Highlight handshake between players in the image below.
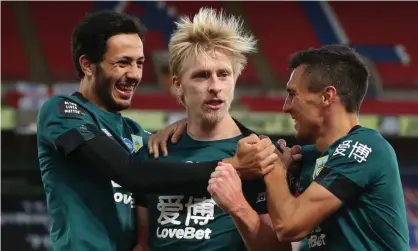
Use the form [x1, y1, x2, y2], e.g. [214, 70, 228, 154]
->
[208, 134, 300, 214]
[149, 132, 299, 216]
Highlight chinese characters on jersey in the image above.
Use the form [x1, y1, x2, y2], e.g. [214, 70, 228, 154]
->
[333, 140, 372, 163]
[155, 196, 216, 240]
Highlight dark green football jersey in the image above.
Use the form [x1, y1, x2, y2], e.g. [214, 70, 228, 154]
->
[305, 126, 409, 250]
[296, 145, 322, 195]
[137, 123, 267, 251]
[298, 240, 310, 251]
[37, 93, 150, 251]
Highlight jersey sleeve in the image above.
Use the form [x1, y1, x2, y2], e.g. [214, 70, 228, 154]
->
[131, 133, 150, 208]
[242, 179, 267, 214]
[37, 97, 99, 156]
[314, 138, 378, 205]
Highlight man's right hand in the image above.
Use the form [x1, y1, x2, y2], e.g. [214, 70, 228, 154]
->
[223, 134, 278, 179]
[148, 118, 187, 158]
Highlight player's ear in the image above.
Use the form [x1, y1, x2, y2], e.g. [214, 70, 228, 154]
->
[322, 86, 337, 106]
[172, 75, 185, 105]
[172, 75, 182, 93]
[172, 75, 180, 88]
[79, 55, 94, 77]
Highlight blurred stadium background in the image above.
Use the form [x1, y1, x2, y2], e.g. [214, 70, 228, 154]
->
[1, 1, 418, 250]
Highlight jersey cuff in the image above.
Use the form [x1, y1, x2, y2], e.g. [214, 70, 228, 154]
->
[314, 167, 364, 205]
[242, 180, 268, 214]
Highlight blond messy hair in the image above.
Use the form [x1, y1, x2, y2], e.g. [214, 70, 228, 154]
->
[168, 7, 257, 77]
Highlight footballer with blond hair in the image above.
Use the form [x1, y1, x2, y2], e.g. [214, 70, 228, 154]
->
[135, 7, 291, 251]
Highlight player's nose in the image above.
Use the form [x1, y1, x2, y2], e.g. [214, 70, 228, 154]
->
[283, 101, 291, 113]
[126, 66, 142, 83]
[208, 77, 222, 94]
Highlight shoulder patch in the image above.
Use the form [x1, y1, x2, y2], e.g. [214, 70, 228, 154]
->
[313, 155, 329, 179]
[131, 134, 144, 153]
[57, 99, 86, 118]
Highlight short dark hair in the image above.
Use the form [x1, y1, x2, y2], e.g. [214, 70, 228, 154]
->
[71, 11, 147, 78]
[289, 44, 369, 113]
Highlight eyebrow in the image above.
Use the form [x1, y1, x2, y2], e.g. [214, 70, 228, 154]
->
[191, 69, 210, 77]
[218, 68, 232, 74]
[191, 68, 231, 75]
[117, 56, 145, 61]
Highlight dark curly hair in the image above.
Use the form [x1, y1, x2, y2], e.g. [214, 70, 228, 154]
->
[71, 10, 147, 78]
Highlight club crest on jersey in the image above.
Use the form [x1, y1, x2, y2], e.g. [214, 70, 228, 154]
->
[123, 135, 143, 153]
[313, 155, 329, 179]
[123, 138, 134, 153]
[131, 134, 143, 153]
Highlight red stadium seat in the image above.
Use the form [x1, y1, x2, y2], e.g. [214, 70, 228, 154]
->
[4, 2, 417, 90]
[165, 1, 227, 16]
[142, 30, 166, 83]
[1, 2, 30, 79]
[329, 2, 418, 88]
[128, 93, 183, 111]
[242, 2, 321, 79]
[29, 2, 95, 80]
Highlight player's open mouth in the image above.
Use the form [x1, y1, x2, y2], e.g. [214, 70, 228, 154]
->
[205, 100, 224, 110]
[115, 83, 135, 99]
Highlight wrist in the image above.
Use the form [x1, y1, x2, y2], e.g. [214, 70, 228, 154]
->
[264, 163, 287, 183]
[229, 197, 252, 217]
[222, 156, 238, 169]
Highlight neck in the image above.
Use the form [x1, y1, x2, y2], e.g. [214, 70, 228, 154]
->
[315, 110, 360, 152]
[79, 78, 108, 111]
[187, 114, 241, 141]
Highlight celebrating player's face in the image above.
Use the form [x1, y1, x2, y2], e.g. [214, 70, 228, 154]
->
[94, 34, 144, 112]
[283, 66, 323, 142]
[175, 50, 235, 124]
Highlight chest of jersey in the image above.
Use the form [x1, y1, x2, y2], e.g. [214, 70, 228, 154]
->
[144, 138, 247, 251]
[147, 194, 243, 251]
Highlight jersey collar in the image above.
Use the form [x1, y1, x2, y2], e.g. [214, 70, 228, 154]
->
[72, 92, 122, 116]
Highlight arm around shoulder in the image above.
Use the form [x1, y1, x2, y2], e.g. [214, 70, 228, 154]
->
[38, 96, 219, 194]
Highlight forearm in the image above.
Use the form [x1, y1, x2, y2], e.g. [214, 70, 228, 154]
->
[231, 203, 285, 251]
[70, 135, 217, 194]
[264, 167, 302, 241]
[136, 207, 150, 251]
